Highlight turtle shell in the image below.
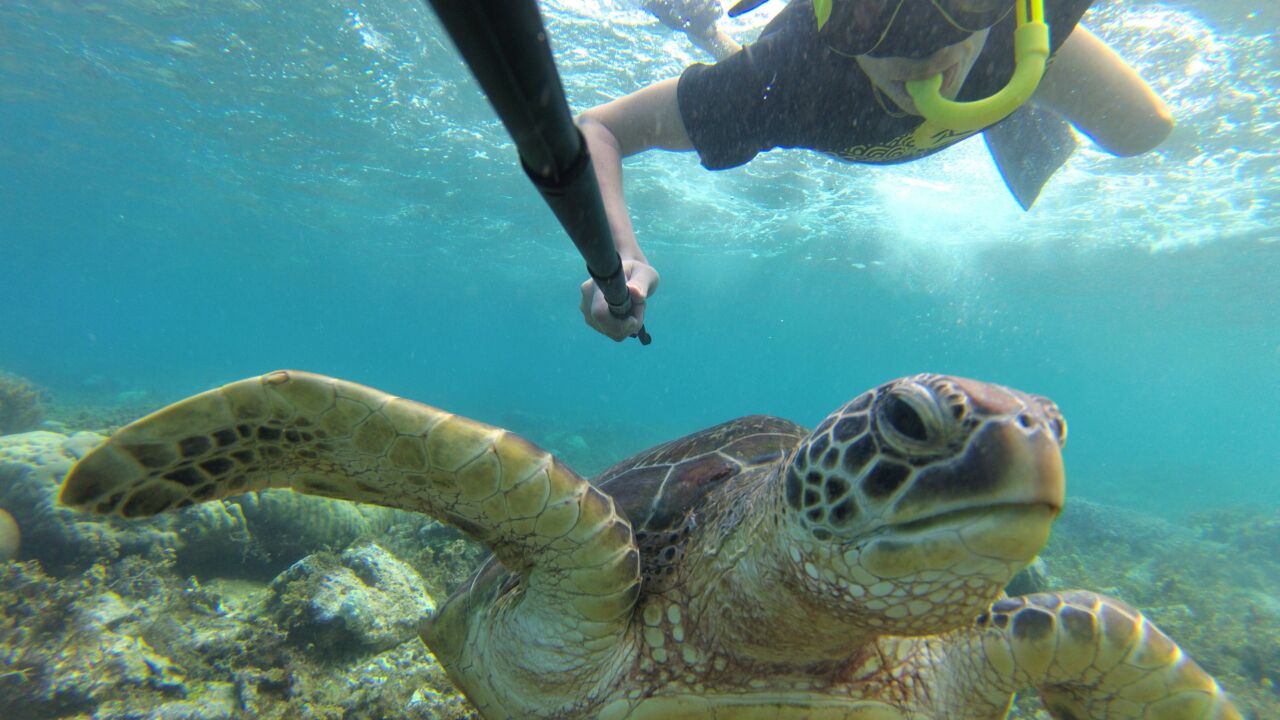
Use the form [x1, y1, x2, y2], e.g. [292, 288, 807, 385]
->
[594, 415, 805, 591]
[445, 415, 805, 608]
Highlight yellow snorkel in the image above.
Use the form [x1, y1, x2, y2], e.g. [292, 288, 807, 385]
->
[904, 0, 1049, 131]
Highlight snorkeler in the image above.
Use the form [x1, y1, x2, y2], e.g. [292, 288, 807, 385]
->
[577, 0, 1174, 341]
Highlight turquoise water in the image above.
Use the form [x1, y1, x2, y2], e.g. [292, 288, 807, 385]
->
[1, 0, 1277, 522]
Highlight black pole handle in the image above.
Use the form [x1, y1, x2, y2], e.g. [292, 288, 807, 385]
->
[425, 0, 650, 345]
[591, 256, 651, 345]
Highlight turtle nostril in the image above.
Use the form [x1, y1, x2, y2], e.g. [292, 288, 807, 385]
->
[884, 395, 928, 442]
[1017, 413, 1035, 430]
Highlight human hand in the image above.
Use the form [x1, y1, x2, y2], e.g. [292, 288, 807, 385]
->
[579, 259, 659, 342]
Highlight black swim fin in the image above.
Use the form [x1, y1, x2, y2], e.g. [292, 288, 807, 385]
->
[984, 104, 1078, 210]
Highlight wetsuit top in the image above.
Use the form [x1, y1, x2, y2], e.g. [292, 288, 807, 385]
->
[677, 0, 1094, 169]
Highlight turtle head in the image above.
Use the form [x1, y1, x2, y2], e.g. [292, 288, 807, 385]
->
[779, 374, 1066, 635]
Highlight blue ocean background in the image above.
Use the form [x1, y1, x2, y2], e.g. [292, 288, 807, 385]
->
[1, 0, 1276, 521]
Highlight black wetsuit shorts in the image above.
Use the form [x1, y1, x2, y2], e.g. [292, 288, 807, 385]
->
[677, 0, 1094, 169]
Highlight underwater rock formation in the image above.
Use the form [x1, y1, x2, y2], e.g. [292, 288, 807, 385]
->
[0, 372, 45, 436]
[0, 559, 190, 718]
[0, 428, 481, 717]
[1192, 505, 1280, 576]
[270, 542, 436, 657]
[0, 554, 470, 719]
[175, 488, 401, 579]
[45, 397, 163, 437]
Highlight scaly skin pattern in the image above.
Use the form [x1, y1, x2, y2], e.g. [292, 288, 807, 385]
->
[60, 371, 1242, 719]
[927, 591, 1242, 720]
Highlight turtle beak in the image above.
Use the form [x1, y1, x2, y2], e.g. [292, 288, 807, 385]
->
[885, 379, 1067, 528]
[951, 378, 1067, 450]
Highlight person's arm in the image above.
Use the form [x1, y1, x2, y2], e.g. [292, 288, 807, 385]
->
[574, 78, 693, 341]
[689, 27, 742, 60]
[1033, 25, 1174, 157]
[641, 0, 743, 61]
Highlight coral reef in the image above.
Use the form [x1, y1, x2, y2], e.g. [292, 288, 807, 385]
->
[1191, 506, 1280, 585]
[0, 555, 471, 720]
[269, 542, 436, 657]
[45, 396, 165, 437]
[175, 490, 404, 580]
[0, 410, 489, 717]
[0, 371, 45, 436]
[375, 520, 488, 600]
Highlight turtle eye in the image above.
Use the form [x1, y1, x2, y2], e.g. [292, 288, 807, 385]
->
[883, 395, 928, 442]
[877, 384, 947, 453]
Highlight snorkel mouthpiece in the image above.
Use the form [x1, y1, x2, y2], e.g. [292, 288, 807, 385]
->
[906, 0, 1049, 132]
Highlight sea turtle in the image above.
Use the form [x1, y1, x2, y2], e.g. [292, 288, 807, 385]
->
[61, 370, 1240, 719]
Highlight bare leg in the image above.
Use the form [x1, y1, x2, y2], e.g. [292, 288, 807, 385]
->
[1035, 26, 1174, 157]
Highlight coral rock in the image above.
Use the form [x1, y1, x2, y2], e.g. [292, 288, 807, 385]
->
[0, 372, 44, 436]
[270, 542, 436, 656]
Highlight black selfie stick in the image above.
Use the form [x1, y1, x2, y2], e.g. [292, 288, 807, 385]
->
[424, 0, 651, 345]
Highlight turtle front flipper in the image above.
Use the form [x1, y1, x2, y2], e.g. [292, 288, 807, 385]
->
[62, 370, 640, 716]
[934, 591, 1242, 719]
